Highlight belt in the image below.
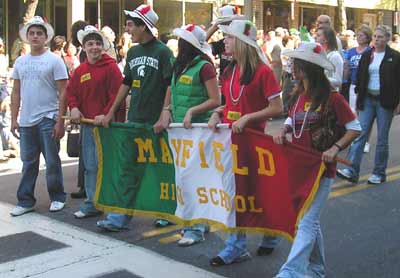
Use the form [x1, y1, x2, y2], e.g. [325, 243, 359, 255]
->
[367, 93, 380, 101]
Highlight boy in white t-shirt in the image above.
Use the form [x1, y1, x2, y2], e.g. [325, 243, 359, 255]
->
[10, 17, 68, 216]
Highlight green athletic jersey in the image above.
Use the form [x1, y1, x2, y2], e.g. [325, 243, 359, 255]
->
[123, 39, 174, 124]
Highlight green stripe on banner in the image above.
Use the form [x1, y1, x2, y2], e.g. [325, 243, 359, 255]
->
[94, 122, 177, 218]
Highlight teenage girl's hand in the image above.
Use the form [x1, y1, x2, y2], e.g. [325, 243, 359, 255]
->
[208, 112, 221, 132]
[232, 115, 249, 133]
[273, 128, 287, 145]
[101, 113, 114, 128]
[322, 145, 340, 163]
[183, 109, 193, 129]
[70, 108, 82, 124]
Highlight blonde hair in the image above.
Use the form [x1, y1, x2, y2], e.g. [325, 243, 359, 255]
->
[233, 37, 261, 85]
[375, 25, 392, 40]
[357, 24, 372, 43]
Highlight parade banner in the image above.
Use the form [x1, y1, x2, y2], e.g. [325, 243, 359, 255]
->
[94, 123, 325, 241]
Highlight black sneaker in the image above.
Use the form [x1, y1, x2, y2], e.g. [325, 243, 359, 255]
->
[70, 188, 86, 199]
[257, 246, 274, 256]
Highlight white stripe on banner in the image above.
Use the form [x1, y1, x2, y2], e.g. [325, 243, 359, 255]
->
[167, 124, 236, 227]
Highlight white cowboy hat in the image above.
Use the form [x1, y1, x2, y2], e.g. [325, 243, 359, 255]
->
[19, 16, 54, 44]
[218, 20, 269, 65]
[212, 5, 246, 24]
[124, 4, 158, 37]
[282, 42, 334, 71]
[173, 24, 212, 57]
[77, 25, 111, 50]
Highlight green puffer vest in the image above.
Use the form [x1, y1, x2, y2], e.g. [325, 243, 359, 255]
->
[171, 56, 213, 123]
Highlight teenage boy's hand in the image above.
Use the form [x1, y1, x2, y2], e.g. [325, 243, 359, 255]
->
[94, 114, 105, 126]
[153, 110, 171, 134]
[207, 112, 221, 132]
[183, 109, 193, 129]
[102, 113, 113, 128]
[53, 121, 65, 140]
[11, 120, 20, 139]
[70, 108, 82, 124]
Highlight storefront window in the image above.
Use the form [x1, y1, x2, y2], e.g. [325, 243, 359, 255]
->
[124, 0, 143, 11]
[53, 0, 67, 37]
[264, 2, 290, 31]
[154, 0, 182, 36]
[0, 0, 4, 40]
[185, 2, 212, 28]
[85, 0, 98, 26]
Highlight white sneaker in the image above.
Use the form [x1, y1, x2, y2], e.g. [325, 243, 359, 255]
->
[49, 201, 65, 212]
[10, 206, 34, 217]
[363, 142, 370, 153]
[367, 174, 385, 184]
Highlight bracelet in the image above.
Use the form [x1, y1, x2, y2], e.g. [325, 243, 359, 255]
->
[162, 106, 170, 111]
[334, 143, 342, 151]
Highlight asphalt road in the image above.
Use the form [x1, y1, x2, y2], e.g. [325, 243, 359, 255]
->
[0, 117, 399, 278]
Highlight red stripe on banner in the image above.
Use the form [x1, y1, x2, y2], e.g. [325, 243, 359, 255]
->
[232, 128, 325, 240]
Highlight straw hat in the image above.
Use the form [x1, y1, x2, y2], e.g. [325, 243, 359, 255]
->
[19, 16, 54, 44]
[212, 5, 245, 24]
[173, 24, 212, 57]
[218, 20, 269, 65]
[77, 25, 111, 50]
[124, 4, 158, 37]
[282, 42, 334, 71]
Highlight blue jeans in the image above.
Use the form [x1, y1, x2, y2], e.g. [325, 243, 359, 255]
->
[79, 124, 101, 214]
[345, 96, 394, 179]
[218, 233, 281, 264]
[105, 213, 132, 228]
[277, 177, 333, 278]
[17, 118, 65, 207]
[182, 224, 210, 241]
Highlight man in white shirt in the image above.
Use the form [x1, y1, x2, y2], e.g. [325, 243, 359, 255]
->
[10, 16, 68, 216]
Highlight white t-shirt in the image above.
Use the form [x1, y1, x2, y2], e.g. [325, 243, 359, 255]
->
[326, 50, 344, 91]
[368, 51, 385, 92]
[12, 50, 68, 127]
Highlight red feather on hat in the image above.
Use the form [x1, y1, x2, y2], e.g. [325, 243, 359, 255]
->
[140, 5, 151, 15]
[186, 24, 195, 32]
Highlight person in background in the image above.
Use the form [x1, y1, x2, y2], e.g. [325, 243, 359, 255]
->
[268, 27, 284, 83]
[316, 14, 343, 53]
[337, 25, 400, 185]
[389, 33, 400, 52]
[116, 32, 133, 72]
[50, 35, 66, 57]
[101, 26, 118, 61]
[154, 24, 220, 246]
[274, 41, 360, 278]
[315, 26, 343, 91]
[207, 20, 283, 266]
[281, 35, 296, 115]
[63, 40, 80, 75]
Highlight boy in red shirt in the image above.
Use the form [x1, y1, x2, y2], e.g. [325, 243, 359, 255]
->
[66, 25, 125, 219]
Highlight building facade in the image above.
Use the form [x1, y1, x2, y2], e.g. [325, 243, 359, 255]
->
[0, 0, 399, 58]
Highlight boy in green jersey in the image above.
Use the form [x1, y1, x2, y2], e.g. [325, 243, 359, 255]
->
[97, 4, 174, 231]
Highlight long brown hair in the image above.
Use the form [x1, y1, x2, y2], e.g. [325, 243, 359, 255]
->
[290, 58, 331, 111]
[318, 26, 338, 52]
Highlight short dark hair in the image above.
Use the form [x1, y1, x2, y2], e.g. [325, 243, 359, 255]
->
[126, 16, 152, 35]
[27, 24, 48, 37]
[71, 20, 89, 47]
[82, 32, 104, 46]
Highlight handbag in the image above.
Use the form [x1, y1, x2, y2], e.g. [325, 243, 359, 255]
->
[309, 94, 346, 152]
[66, 124, 80, 157]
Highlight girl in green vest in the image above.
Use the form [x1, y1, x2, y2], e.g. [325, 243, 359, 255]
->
[154, 24, 220, 246]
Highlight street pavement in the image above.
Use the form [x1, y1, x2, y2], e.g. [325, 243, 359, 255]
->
[0, 117, 399, 278]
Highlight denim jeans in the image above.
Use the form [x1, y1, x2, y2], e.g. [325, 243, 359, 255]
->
[79, 124, 101, 215]
[345, 96, 394, 179]
[17, 117, 65, 207]
[182, 224, 210, 241]
[277, 177, 333, 278]
[105, 213, 132, 228]
[218, 233, 281, 264]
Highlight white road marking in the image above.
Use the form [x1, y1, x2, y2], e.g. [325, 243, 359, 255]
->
[0, 202, 225, 278]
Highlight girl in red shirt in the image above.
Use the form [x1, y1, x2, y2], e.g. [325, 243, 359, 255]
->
[208, 20, 283, 266]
